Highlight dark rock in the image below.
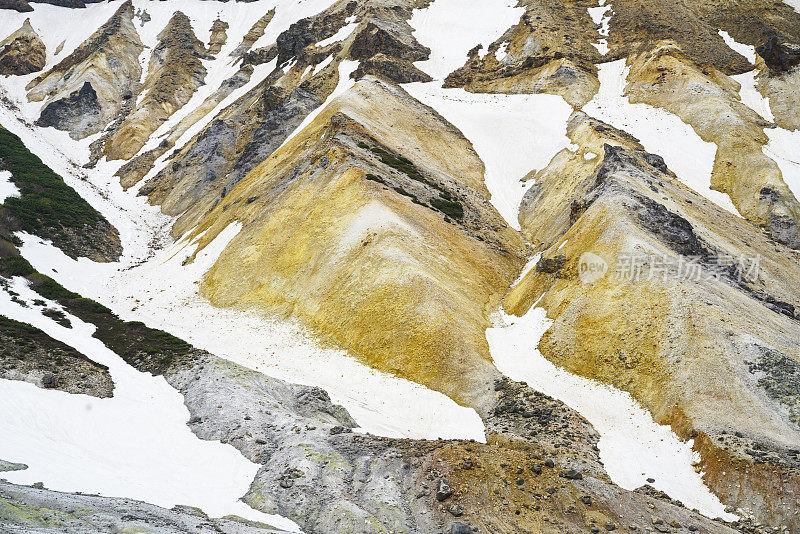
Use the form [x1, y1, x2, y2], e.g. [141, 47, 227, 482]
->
[0, 0, 33, 12]
[536, 255, 566, 274]
[353, 54, 432, 84]
[349, 21, 429, 62]
[544, 458, 555, 468]
[644, 153, 668, 173]
[42, 374, 57, 389]
[436, 478, 453, 502]
[449, 523, 473, 534]
[756, 35, 800, 73]
[560, 469, 582, 480]
[446, 504, 463, 517]
[36, 82, 102, 135]
[0, 25, 46, 75]
[580, 495, 592, 506]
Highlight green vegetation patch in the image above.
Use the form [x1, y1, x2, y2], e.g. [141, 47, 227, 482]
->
[430, 196, 464, 220]
[359, 142, 466, 220]
[0, 254, 193, 376]
[0, 127, 106, 235]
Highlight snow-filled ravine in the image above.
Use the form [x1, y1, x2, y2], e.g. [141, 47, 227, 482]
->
[487, 305, 736, 521]
[404, 83, 573, 231]
[0, 278, 300, 532]
[717, 31, 800, 203]
[408, 0, 523, 81]
[583, 59, 741, 216]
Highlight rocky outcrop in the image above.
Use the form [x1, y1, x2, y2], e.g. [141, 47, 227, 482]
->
[0, 19, 45, 75]
[0, 481, 290, 533]
[623, 42, 800, 248]
[26, 0, 143, 140]
[509, 111, 800, 530]
[36, 81, 102, 134]
[444, 0, 602, 108]
[102, 11, 207, 161]
[231, 10, 275, 59]
[185, 77, 525, 412]
[757, 35, 800, 73]
[0, 0, 32, 12]
[754, 35, 800, 131]
[353, 52, 431, 82]
[0, 313, 113, 398]
[208, 18, 229, 56]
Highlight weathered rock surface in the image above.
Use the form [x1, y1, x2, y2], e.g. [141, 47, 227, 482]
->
[0, 312, 114, 398]
[444, 0, 602, 108]
[0, 19, 45, 76]
[623, 42, 800, 248]
[102, 11, 207, 160]
[26, 0, 143, 140]
[0, 481, 290, 533]
[0, 0, 33, 12]
[36, 81, 102, 134]
[185, 77, 525, 412]
[509, 111, 800, 531]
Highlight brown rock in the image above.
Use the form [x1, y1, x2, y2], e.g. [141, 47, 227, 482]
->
[0, 19, 45, 75]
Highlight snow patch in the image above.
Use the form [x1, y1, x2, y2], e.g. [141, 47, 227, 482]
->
[409, 0, 523, 80]
[588, 1, 612, 55]
[486, 305, 737, 521]
[0, 277, 300, 532]
[584, 59, 740, 215]
[765, 128, 800, 202]
[404, 83, 573, 230]
[718, 30, 756, 64]
[0, 170, 20, 203]
[338, 200, 419, 251]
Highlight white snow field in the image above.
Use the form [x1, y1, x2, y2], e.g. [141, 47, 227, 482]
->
[0, 279, 301, 532]
[717, 31, 800, 201]
[19, 230, 487, 443]
[409, 0, 523, 81]
[405, 83, 573, 230]
[583, 59, 741, 216]
[0, 170, 19, 203]
[487, 306, 736, 521]
[0, 0, 486, 522]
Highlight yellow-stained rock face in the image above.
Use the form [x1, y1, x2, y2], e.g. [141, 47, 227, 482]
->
[103, 11, 207, 161]
[0, 19, 45, 76]
[623, 42, 800, 247]
[511, 112, 800, 529]
[186, 78, 525, 409]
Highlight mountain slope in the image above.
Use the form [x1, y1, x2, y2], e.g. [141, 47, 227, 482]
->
[1, 0, 800, 532]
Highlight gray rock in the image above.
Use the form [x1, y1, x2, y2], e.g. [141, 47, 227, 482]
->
[436, 478, 453, 502]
